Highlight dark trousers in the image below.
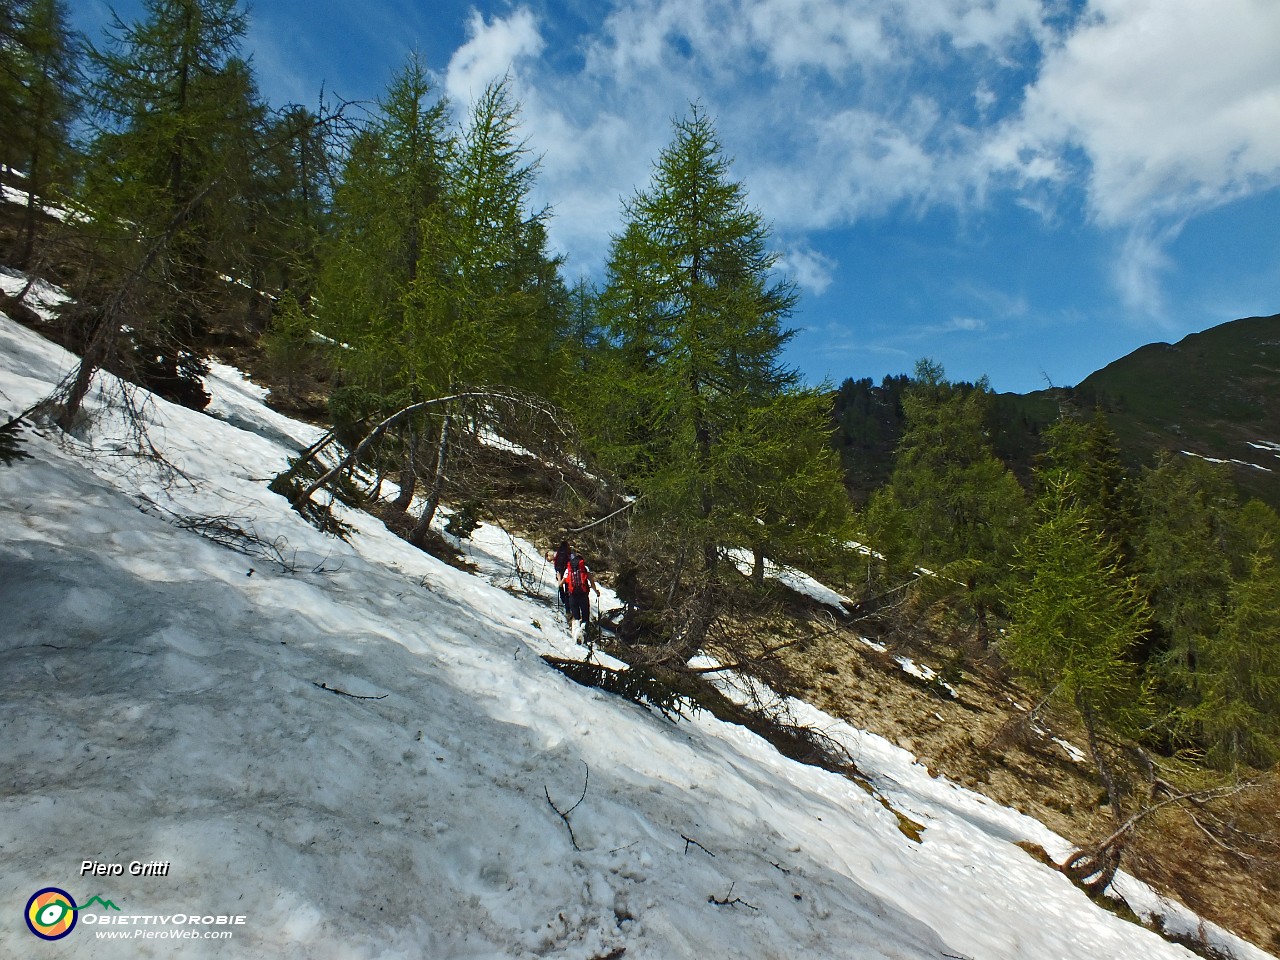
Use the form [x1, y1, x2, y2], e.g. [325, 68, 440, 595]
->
[567, 590, 590, 623]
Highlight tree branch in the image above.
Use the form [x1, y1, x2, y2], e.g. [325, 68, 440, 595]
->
[313, 681, 387, 701]
[545, 761, 589, 851]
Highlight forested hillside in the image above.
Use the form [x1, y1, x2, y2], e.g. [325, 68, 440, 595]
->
[1073, 314, 1280, 506]
[2, 1, 1279, 955]
[833, 314, 1280, 510]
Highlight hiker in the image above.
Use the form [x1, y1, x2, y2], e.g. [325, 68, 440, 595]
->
[558, 549, 601, 639]
[548, 540, 572, 621]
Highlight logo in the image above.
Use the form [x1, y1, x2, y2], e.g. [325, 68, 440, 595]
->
[25, 888, 78, 941]
[24, 889, 120, 940]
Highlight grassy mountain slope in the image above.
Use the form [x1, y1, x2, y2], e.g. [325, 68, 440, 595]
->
[1068, 313, 1280, 504]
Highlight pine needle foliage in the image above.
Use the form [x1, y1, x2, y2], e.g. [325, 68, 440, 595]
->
[866, 360, 1024, 629]
[592, 106, 851, 651]
[1189, 541, 1280, 769]
[1006, 473, 1150, 716]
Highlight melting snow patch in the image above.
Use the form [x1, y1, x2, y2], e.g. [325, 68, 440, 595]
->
[894, 656, 959, 699]
[1, 305, 1275, 960]
[725, 548, 853, 612]
[859, 636, 888, 654]
[1181, 450, 1272, 473]
[479, 426, 537, 459]
[0, 183, 83, 223]
[0, 265, 71, 321]
[1054, 738, 1089, 764]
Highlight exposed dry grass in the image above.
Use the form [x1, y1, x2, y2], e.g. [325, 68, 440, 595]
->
[770, 604, 1280, 955]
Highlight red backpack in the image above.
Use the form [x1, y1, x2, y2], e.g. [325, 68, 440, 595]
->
[565, 556, 588, 594]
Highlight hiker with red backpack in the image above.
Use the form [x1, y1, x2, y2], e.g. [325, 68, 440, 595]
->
[557, 549, 600, 639]
[546, 540, 572, 622]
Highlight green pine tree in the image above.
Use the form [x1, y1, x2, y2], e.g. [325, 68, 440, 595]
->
[1134, 454, 1239, 713]
[866, 360, 1025, 633]
[1036, 408, 1136, 551]
[317, 53, 453, 403]
[441, 78, 567, 397]
[1002, 472, 1154, 891]
[1, 0, 82, 267]
[315, 63, 568, 543]
[241, 104, 335, 324]
[315, 53, 454, 517]
[1190, 541, 1280, 769]
[1005, 473, 1151, 806]
[61, 0, 263, 420]
[595, 106, 849, 653]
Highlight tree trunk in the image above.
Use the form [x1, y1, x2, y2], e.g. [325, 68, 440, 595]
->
[410, 412, 451, 546]
[1063, 840, 1125, 896]
[391, 426, 418, 512]
[752, 545, 766, 588]
[1065, 692, 1128, 895]
[56, 308, 114, 431]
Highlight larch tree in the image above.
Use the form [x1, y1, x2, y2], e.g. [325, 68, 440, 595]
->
[59, 0, 263, 422]
[1134, 454, 1240, 720]
[1003, 471, 1152, 891]
[866, 360, 1025, 636]
[1, 0, 82, 268]
[1192, 531, 1280, 770]
[1036, 408, 1136, 551]
[597, 106, 849, 656]
[315, 53, 454, 514]
[314, 64, 566, 544]
[244, 103, 336, 322]
[402, 77, 567, 542]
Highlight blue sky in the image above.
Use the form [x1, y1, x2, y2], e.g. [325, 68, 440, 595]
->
[72, 0, 1280, 394]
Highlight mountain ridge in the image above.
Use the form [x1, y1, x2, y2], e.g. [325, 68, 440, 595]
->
[834, 312, 1280, 508]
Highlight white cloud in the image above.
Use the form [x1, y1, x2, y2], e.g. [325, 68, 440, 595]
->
[898, 0, 1048, 51]
[1112, 223, 1182, 321]
[523, 0, 1054, 254]
[746, 102, 955, 233]
[1015, 0, 1280, 225]
[443, 0, 1279, 313]
[940, 316, 989, 333]
[445, 8, 545, 104]
[775, 244, 837, 296]
[744, 1, 891, 75]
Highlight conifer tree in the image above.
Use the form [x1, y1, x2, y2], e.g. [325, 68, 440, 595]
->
[318, 53, 452, 401]
[398, 78, 567, 540]
[1134, 454, 1239, 709]
[718, 388, 855, 587]
[1005, 481, 1151, 729]
[441, 78, 565, 396]
[1037, 408, 1136, 550]
[1, 0, 82, 267]
[243, 104, 334, 320]
[559, 278, 604, 380]
[866, 360, 1024, 632]
[316, 54, 453, 514]
[61, 0, 263, 418]
[1003, 472, 1152, 888]
[1191, 538, 1280, 769]
[83, 0, 259, 268]
[317, 63, 566, 542]
[597, 106, 849, 652]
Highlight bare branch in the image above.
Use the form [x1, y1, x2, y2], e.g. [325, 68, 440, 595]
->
[682, 834, 715, 857]
[568, 498, 639, 534]
[313, 681, 387, 701]
[708, 883, 757, 911]
[545, 761, 589, 851]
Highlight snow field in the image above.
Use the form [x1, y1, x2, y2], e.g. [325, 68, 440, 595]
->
[1, 308, 1272, 960]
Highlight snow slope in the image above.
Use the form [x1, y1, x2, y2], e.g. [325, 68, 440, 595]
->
[1, 308, 1272, 959]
